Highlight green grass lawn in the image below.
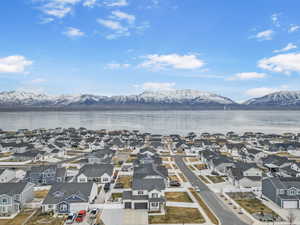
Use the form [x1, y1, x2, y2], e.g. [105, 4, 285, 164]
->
[165, 192, 193, 203]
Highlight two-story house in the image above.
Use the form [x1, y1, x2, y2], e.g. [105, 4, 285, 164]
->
[0, 182, 34, 217]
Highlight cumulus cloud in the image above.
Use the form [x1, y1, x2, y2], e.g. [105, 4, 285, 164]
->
[83, 0, 97, 7]
[111, 10, 135, 24]
[258, 53, 300, 75]
[228, 72, 267, 80]
[103, 0, 128, 7]
[271, 13, 280, 27]
[63, 27, 85, 37]
[139, 54, 205, 70]
[0, 55, 33, 73]
[253, 29, 274, 41]
[106, 63, 130, 69]
[273, 43, 297, 53]
[289, 25, 300, 33]
[33, 0, 81, 19]
[245, 87, 278, 97]
[134, 82, 176, 91]
[97, 19, 130, 39]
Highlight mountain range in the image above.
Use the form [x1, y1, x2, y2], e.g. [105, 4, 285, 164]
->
[0, 90, 300, 110]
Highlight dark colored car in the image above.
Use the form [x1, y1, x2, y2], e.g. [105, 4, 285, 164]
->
[170, 180, 181, 187]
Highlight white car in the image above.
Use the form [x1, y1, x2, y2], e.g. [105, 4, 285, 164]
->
[65, 213, 76, 224]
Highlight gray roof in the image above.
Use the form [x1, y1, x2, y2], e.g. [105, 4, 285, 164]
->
[0, 182, 29, 196]
[78, 164, 114, 178]
[43, 182, 94, 204]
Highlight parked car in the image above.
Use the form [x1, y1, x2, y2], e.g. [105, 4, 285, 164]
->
[104, 183, 110, 192]
[89, 208, 99, 219]
[66, 213, 76, 224]
[170, 180, 181, 187]
[75, 210, 87, 223]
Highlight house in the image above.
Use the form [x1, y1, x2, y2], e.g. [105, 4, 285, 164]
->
[0, 182, 34, 217]
[24, 165, 66, 185]
[87, 148, 115, 164]
[227, 162, 263, 193]
[262, 177, 300, 209]
[208, 156, 234, 174]
[123, 163, 168, 212]
[13, 150, 48, 162]
[42, 183, 97, 214]
[76, 164, 114, 183]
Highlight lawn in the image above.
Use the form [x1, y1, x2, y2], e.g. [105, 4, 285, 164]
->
[172, 164, 178, 169]
[149, 207, 205, 224]
[189, 188, 219, 225]
[194, 164, 207, 170]
[188, 157, 199, 163]
[126, 156, 137, 163]
[188, 165, 196, 171]
[162, 157, 170, 162]
[116, 176, 132, 188]
[111, 193, 123, 200]
[169, 175, 180, 182]
[235, 198, 277, 215]
[165, 192, 193, 203]
[0, 209, 34, 225]
[0, 152, 11, 158]
[199, 175, 210, 184]
[26, 211, 65, 225]
[178, 173, 187, 182]
[206, 175, 225, 183]
[34, 190, 49, 199]
[163, 163, 172, 169]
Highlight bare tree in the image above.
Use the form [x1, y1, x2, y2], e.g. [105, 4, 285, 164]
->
[287, 210, 296, 225]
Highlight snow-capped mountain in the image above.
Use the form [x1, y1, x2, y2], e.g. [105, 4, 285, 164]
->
[0, 90, 236, 108]
[244, 91, 300, 106]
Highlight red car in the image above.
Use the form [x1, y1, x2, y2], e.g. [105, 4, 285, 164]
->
[75, 210, 87, 223]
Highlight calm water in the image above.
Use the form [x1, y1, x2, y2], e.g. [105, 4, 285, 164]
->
[0, 110, 299, 135]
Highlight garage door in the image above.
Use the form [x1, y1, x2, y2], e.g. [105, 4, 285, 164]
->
[125, 202, 132, 209]
[283, 200, 298, 209]
[70, 203, 89, 213]
[134, 202, 148, 209]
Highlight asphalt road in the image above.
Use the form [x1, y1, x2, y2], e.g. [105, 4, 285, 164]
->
[174, 155, 249, 225]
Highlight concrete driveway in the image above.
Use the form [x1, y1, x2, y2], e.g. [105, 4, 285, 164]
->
[123, 209, 148, 225]
[101, 209, 148, 225]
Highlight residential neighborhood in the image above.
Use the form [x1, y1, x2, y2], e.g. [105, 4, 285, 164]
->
[1, 128, 300, 225]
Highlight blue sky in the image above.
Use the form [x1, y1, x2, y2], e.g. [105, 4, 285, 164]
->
[1, 0, 300, 101]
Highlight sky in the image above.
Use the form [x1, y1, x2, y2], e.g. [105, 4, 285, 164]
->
[1, 0, 300, 101]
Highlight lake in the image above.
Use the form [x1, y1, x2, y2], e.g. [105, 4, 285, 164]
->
[0, 110, 299, 135]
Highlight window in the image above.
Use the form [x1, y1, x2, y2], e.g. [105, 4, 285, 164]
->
[279, 189, 285, 195]
[152, 193, 158, 198]
[60, 204, 68, 211]
[138, 191, 143, 195]
[2, 198, 8, 205]
[151, 202, 159, 207]
[289, 189, 296, 196]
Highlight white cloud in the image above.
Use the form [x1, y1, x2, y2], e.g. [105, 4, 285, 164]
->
[39, 17, 55, 24]
[228, 72, 267, 80]
[63, 27, 85, 37]
[135, 82, 176, 91]
[34, 0, 81, 19]
[83, 0, 96, 7]
[0, 55, 33, 73]
[271, 13, 280, 27]
[289, 25, 300, 33]
[253, 29, 274, 41]
[258, 53, 300, 75]
[104, 0, 128, 7]
[273, 43, 297, 53]
[111, 10, 135, 24]
[245, 87, 278, 97]
[106, 63, 130, 69]
[139, 54, 205, 70]
[97, 19, 127, 31]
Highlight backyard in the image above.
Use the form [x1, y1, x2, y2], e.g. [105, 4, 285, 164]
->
[116, 175, 132, 188]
